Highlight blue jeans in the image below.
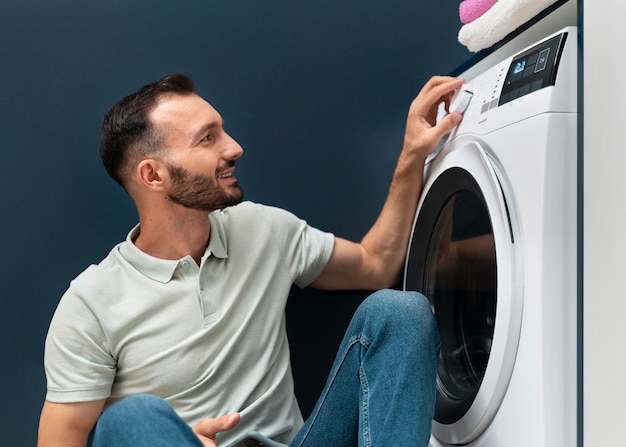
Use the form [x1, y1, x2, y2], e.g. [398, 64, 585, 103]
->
[91, 290, 440, 447]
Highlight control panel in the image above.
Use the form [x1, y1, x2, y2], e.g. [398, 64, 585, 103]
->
[499, 32, 568, 106]
[435, 28, 575, 131]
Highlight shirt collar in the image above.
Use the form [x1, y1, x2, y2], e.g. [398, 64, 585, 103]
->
[206, 218, 228, 259]
[118, 222, 228, 284]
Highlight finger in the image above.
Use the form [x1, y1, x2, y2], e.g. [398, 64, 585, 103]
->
[419, 76, 463, 97]
[418, 77, 465, 109]
[422, 75, 459, 90]
[433, 112, 463, 139]
[408, 80, 464, 124]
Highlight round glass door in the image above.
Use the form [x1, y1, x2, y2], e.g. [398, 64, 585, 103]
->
[404, 140, 522, 445]
[420, 169, 496, 424]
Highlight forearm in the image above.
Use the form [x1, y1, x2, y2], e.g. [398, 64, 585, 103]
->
[359, 152, 427, 287]
[38, 419, 90, 447]
[38, 400, 103, 447]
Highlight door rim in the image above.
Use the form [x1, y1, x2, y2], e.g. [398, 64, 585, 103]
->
[403, 136, 524, 444]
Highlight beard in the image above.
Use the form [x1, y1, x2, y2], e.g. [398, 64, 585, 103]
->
[165, 162, 244, 212]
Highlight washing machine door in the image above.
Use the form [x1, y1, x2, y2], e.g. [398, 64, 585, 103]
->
[404, 135, 523, 445]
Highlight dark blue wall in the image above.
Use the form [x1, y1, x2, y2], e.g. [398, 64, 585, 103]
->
[1, 1, 469, 444]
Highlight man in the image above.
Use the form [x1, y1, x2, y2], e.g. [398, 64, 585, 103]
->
[38, 73, 464, 447]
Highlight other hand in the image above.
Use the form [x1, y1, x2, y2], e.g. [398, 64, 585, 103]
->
[192, 412, 241, 447]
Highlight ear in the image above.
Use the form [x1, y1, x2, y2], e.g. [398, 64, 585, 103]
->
[136, 159, 168, 191]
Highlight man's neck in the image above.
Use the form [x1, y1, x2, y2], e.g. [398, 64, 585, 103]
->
[134, 209, 212, 265]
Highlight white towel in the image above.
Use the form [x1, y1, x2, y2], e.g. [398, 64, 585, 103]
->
[458, 0, 559, 52]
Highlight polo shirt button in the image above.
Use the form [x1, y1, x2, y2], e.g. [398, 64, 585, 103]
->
[181, 260, 190, 268]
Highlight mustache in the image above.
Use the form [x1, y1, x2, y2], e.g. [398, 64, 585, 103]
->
[215, 160, 236, 175]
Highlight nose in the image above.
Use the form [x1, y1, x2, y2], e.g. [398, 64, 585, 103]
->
[222, 132, 244, 161]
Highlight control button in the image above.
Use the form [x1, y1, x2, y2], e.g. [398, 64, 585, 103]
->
[519, 84, 531, 97]
[526, 52, 539, 66]
[523, 66, 535, 78]
[535, 48, 550, 73]
[508, 70, 523, 84]
[449, 84, 474, 114]
[530, 79, 543, 93]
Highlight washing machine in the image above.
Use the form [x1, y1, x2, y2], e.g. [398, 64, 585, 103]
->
[403, 19, 579, 447]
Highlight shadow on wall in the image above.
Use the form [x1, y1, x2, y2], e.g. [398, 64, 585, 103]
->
[287, 288, 370, 416]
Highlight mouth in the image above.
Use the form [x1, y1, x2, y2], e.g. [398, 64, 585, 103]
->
[216, 164, 237, 183]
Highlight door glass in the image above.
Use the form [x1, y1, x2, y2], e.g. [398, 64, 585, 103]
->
[424, 190, 497, 424]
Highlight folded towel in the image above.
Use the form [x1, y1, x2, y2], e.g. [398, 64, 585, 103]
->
[458, 0, 559, 52]
[460, 0, 499, 24]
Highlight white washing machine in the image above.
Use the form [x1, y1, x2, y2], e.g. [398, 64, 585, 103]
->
[403, 16, 579, 447]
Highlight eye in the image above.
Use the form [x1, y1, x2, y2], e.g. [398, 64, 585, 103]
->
[200, 134, 215, 143]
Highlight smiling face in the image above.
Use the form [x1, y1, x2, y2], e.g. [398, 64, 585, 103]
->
[149, 93, 244, 212]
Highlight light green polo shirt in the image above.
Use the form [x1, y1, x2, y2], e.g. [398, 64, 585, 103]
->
[44, 201, 335, 445]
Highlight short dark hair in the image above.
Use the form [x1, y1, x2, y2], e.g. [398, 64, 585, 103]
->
[99, 73, 196, 190]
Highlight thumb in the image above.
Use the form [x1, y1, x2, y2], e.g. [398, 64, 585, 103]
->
[435, 111, 463, 138]
[216, 412, 241, 432]
[224, 413, 241, 430]
[193, 412, 241, 440]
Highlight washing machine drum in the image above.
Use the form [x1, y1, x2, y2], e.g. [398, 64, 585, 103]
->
[404, 142, 523, 444]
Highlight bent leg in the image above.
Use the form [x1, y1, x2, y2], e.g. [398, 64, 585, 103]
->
[291, 290, 440, 447]
[90, 394, 202, 447]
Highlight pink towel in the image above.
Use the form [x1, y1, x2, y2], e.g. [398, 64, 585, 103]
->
[459, 0, 499, 24]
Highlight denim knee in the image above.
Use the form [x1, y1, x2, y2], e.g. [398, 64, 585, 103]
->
[97, 394, 172, 428]
[358, 289, 440, 349]
[92, 394, 202, 447]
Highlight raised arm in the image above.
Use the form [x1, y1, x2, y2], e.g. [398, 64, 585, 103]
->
[311, 76, 465, 291]
[38, 399, 105, 447]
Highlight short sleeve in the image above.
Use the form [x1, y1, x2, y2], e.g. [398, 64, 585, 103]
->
[246, 204, 335, 288]
[44, 280, 116, 403]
